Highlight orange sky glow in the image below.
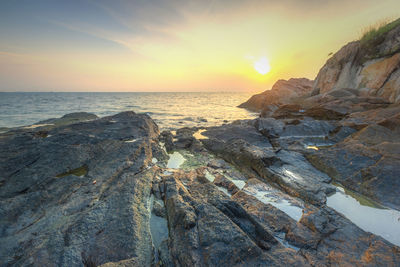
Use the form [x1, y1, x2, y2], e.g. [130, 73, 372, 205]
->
[0, 0, 399, 92]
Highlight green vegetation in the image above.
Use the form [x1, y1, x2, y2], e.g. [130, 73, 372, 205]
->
[344, 187, 385, 208]
[179, 150, 213, 170]
[56, 165, 88, 178]
[357, 18, 400, 62]
[331, 182, 385, 209]
[360, 18, 400, 45]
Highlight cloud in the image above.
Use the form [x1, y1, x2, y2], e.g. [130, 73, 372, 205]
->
[39, 0, 376, 56]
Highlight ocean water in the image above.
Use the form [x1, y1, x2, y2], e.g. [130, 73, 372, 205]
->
[0, 92, 257, 130]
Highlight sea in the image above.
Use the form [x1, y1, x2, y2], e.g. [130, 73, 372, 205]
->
[0, 92, 257, 130]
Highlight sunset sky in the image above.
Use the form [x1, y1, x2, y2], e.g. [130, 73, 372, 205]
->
[0, 0, 399, 92]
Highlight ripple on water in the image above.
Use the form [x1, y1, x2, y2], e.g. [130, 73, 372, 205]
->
[167, 151, 185, 169]
[243, 182, 304, 222]
[327, 186, 400, 246]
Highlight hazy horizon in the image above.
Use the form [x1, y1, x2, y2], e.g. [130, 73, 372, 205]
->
[1, 0, 399, 92]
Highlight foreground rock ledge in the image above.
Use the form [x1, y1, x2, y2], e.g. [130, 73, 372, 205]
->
[0, 112, 161, 266]
[1, 111, 400, 267]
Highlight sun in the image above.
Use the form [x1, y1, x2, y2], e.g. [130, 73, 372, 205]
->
[253, 56, 271, 75]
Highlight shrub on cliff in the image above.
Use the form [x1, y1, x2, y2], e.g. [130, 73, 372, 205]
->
[358, 18, 400, 62]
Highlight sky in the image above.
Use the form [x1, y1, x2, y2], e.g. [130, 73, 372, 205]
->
[0, 0, 399, 92]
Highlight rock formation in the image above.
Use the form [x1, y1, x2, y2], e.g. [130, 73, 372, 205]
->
[312, 19, 400, 103]
[238, 78, 313, 111]
[2, 18, 400, 267]
[0, 112, 162, 266]
[2, 111, 399, 266]
[237, 19, 400, 211]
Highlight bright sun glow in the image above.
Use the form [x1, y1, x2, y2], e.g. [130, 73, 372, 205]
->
[253, 56, 271, 75]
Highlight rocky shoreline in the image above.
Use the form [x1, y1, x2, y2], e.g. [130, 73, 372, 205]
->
[1, 18, 400, 267]
[0, 107, 399, 266]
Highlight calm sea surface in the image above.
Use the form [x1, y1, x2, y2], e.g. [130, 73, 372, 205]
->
[0, 92, 257, 130]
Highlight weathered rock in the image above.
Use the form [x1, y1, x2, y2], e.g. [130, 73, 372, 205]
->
[233, 187, 400, 266]
[255, 117, 285, 138]
[341, 104, 400, 129]
[0, 111, 161, 266]
[239, 78, 313, 111]
[213, 173, 240, 195]
[38, 112, 99, 126]
[201, 122, 335, 205]
[160, 130, 174, 153]
[162, 170, 309, 266]
[306, 116, 400, 209]
[313, 19, 400, 103]
[271, 104, 304, 119]
[299, 206, 400, 266]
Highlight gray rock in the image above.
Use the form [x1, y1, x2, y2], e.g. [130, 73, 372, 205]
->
[201, 122, 335, 205]
[0, 111, 160, 266]
[162, 170, 309, 266]
[233, 190, 400, 266]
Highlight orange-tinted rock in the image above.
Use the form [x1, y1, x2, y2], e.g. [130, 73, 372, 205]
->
[312, 21, 400, 103]
[359, 53, 400, 89]
[271, 104, 303, 119]
[239, 78, 313, 111]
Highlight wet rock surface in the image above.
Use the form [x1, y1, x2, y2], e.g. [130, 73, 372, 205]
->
[1, 109, 400, 267]
[160, 170, 309, 266]
[0, 112, 161, 266]
[237, 21, 400, 213]
[2, 21, 400, 267]
[201, 120, 336, 206]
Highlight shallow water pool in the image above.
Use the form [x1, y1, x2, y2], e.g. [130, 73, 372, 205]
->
[327, 186, 400, 246]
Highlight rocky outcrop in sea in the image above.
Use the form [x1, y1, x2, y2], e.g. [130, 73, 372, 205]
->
[238, 78, 314, 112]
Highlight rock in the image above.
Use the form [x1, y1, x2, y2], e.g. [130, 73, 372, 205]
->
[174, 127, 199, 150]
[303, 106, 347, 120]
[272, 104, 304, 119]
[160, 130, 174, 153]
[306, 117, 400, 209]
[2, 107, 400, 266]
[207, 158, 228, 169]
[341, 104, 400, 129]
[201, 122, 335, 205]
[239, 78, 313, 111]
[37, 112, 99, 126]
[312, 19, 400, 103]
[213, 173, 240, 195]
[161, 127, 205, 153]
[162, 170, 309, 266]
[152, 199, 167, 218]
[157, 239, 174, 267]
[299, 206, 400, 266]
[201, 121, 272, 149]
[255, 118, 285, 138]
[0, 111, 161, 266]
[308, 94, 391, 115]
[233, 184, 400, 266]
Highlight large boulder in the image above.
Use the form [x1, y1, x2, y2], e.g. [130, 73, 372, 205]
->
[239, 78, 313, 111]
[313, 19, 400, 103]
[0, 112, 162, 266]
